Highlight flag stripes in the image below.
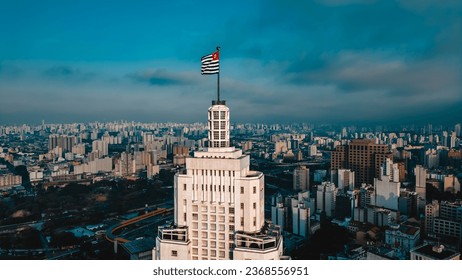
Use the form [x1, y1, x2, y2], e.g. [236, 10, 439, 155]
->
[201, 52, 219, 75]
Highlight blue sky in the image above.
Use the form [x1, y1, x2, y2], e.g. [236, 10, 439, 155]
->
[0, 0, 461, 125]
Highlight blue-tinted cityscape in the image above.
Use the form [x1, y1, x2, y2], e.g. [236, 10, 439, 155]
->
[0, 1, 461, 260]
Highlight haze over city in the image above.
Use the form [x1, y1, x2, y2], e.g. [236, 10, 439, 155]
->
[1, 0, 461, 125]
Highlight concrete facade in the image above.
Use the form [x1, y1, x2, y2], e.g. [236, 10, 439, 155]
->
[154, 100, 283, 260]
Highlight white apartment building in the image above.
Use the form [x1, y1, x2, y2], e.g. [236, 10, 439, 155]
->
[153, 100, 283, 260]
[374, 158, 400, 211]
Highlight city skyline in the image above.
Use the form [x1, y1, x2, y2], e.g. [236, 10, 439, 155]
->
[1, 0, 461, 125]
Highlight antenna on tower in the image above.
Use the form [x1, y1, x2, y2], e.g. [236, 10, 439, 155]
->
[216, 46, 220, 102]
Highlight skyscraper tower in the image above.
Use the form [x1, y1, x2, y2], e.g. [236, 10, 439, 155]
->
[455, 123, 461, 138]
[153, 100, 283, 260]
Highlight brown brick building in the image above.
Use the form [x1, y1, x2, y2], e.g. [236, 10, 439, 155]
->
[331, 139, 391, 187]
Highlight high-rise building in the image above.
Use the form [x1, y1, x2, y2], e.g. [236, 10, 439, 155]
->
[415, 165, 426, 190]
[425, 200, 439, 236]
[308, 145, 317, 157]
[443, 175, 461, 193]
[154, 100, 283, 260]
[373, 158, 400, 211]
[442, 131, 449, 147]
[455, 123, 461, 138]
[92, 140, 108, 158]
[331, 139, 391, 187]
[292, 203, 310, 238]
[117, 152, 135, 177]
[293, 166, 309, 191]
[450, 132, 457, 149]
[271, 201, 288, 232]
[358, 184, 375, 208]
[331, 169, 355, 190]
[439, 201, 462, 222]
[424, 149, 439, 169]
[335, 190, 358, 220]
[398, 190, 418, 218]
[71, 143, 86, 155]
[316, 181, 337, 217]
[431, 201, 462, 240]
[48, 134, 78, 152]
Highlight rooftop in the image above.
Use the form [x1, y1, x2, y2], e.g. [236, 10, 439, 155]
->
[121, 237, 156, 255]
[411, 244, 460, 260]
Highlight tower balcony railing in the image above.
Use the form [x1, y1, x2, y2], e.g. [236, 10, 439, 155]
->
[157, 224, 189, 243]
[233, 222, 282, 251]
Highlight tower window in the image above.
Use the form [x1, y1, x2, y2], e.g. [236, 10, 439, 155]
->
[240, 187, 244, 194]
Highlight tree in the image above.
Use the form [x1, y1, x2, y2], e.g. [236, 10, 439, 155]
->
[50, 232, 80, 248]
[14, 165, 31, 187]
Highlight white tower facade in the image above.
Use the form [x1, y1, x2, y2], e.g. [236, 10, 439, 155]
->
[154, 100, 283, 260]
[208, 103, 230, 148]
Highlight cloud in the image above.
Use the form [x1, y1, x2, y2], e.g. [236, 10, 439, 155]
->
[127, 69, 197, 86]
[283, 50, 461, 111]
[1, 1, 461, 125]
[0, 61, 23, 77]
[44, 65, 75, 76]
[42, 65, 97, 82]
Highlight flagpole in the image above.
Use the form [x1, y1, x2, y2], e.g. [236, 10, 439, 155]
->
[217, 46, 220, 102]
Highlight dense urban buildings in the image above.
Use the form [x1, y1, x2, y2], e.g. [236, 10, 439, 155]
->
[0, 118, 461, 260]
